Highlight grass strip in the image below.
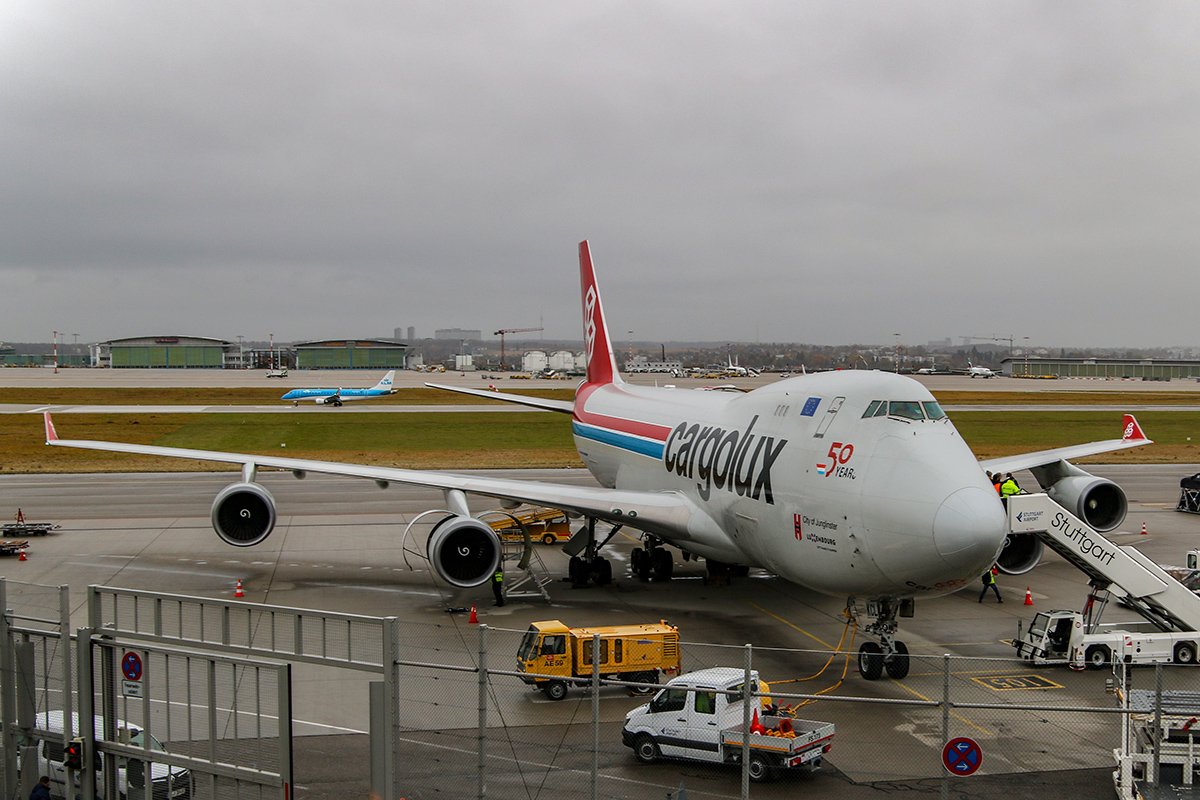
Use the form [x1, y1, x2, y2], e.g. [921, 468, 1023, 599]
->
[1, 410, 1197, 474]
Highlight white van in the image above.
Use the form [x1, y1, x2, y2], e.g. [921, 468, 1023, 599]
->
[25, 711, 192, 800]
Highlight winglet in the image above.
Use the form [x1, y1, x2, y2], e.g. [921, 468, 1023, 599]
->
[578, 240, 623, 386]
[43, 412, 59, 443]
[1121, 414, 1147, 442]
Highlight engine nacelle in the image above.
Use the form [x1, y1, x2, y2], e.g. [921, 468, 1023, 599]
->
[211, 482, 277, 547]
[426, 515, 502, 588]
[1046, 475, 1127, 532]
[996, 533, 1044, 575]
[1029, 459, 1128, 533]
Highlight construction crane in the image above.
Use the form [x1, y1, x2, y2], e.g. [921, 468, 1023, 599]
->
[494, 327, 543, 371]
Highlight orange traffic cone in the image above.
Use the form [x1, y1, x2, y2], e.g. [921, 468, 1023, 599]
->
[468, 604, 479, 624]
[1024, 587, 1034, 606]
[750, 706, 766, 735]
[1140, 522, 1148, 536]
[15, 508, 25, 524]
[18, 549, 26, 562]
[234, 578, 245, 599]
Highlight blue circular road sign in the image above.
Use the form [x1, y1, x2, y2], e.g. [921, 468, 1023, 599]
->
[121, 651, 143, 682]
[942, 736, 982, 776]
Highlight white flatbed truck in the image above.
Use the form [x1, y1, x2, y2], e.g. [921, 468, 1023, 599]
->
[622, 667, 834, 783]
[1008, 494, 1200, 669]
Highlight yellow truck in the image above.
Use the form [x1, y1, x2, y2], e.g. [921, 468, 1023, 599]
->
[486, 507, 572, 545]
[517, 619, 682, 700]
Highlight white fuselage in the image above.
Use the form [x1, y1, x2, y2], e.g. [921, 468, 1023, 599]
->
[572, 370, 1007, 600]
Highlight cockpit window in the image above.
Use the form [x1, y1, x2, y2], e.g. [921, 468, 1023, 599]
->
[873, 402, 889, 417]
[922, 401, 946, 420]
[862, 400, 882, 418]
[888, 401, 925, 420]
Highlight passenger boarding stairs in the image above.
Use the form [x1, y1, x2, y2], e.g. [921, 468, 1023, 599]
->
[1008, 494, 1200, 634]
[500, 537, 553, 602]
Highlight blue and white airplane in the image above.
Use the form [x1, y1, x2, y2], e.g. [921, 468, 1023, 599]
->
[280, 370, 396, 407]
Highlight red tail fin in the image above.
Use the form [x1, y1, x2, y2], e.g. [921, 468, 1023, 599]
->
[1121, 414, 1146, 441]
[578, 241, 622, 386]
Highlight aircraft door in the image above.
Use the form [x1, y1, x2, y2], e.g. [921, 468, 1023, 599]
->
[813, 397, 845, 439]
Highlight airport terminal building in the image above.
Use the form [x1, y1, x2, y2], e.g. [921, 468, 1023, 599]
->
[1003, 356, 1200, 380]
[293, 339, 409, 369]
[96, 336, 234, 368]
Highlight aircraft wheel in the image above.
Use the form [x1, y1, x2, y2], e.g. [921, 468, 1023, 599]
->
[630, 547, 644, 571]
[884, 641, 910, 680]
[593, 557, 613, 586]
[568, 556, 588, 586]
[633, 734, 660, 764]
[858, 642, 884, 680]
[543, 680, 569, 701]
[652, 548, 673, 582]
[1085, 645, 1110, 670]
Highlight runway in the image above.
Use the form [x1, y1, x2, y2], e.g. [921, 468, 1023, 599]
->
[2, 464, 1197, 798]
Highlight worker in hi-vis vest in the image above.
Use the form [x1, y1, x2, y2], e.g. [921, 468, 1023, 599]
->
[492, 567, 505, 607]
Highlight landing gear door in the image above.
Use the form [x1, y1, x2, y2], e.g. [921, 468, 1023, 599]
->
[813, 397, 845, 439]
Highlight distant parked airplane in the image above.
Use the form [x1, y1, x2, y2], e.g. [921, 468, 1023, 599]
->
[280, 370, 396, 407]
[964, 361, 998, 379]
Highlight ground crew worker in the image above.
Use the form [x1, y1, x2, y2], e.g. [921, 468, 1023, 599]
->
[491, 567, 505, 607]
[988, 472, 1002, 495]
[1000, 473, 1022, 497]
[978, 564, 1002, 603]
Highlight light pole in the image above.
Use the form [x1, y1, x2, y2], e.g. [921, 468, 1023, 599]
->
[1022, 336, 1031, 377]
[237, 335, 245, 369]
[893, 333, 901, 373]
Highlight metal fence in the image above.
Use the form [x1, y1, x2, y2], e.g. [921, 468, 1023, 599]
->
[4, 582, 1198, 800]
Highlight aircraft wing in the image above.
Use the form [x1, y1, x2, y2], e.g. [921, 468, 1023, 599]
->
[979, 414, 1151, 474]
[42, 413, 723, 547]
[424, 382, 574, 413]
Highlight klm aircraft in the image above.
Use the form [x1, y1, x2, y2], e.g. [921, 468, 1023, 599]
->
[280, 370, 396, 407]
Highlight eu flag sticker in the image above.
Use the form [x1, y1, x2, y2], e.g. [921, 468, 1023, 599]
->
[801, 397, 821, 417]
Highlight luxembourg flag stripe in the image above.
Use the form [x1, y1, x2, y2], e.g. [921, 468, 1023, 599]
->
[816, 463, 828, 476]
[572, 421, 665, 459]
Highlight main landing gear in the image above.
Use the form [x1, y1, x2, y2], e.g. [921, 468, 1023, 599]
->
[848, 597, 913, 681]
[630, 536, 674, 582]
[567, 517, 621, 587]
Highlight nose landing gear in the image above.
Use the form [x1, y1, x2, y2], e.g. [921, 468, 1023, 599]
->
[849, 597, 912, 680]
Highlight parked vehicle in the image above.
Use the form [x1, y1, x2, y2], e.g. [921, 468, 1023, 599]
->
[622, 668, 835, 782]
[24, 710, 192, 799]
[516, 619, 680, 700]
[1014, 609, 1199, 669]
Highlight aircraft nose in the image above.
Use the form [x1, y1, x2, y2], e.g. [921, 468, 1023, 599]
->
[932, 486, 1007, 567]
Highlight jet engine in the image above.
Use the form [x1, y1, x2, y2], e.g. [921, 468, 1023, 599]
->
[995, 533, 1043, 575]
[997, 460, 1128, 575]
[211, 482, 277, 547]
[426, 515, 502, 588]
[1031, 459, 1128, 533]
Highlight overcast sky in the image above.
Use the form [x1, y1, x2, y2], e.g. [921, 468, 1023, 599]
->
[2, 2, 1199, 349]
